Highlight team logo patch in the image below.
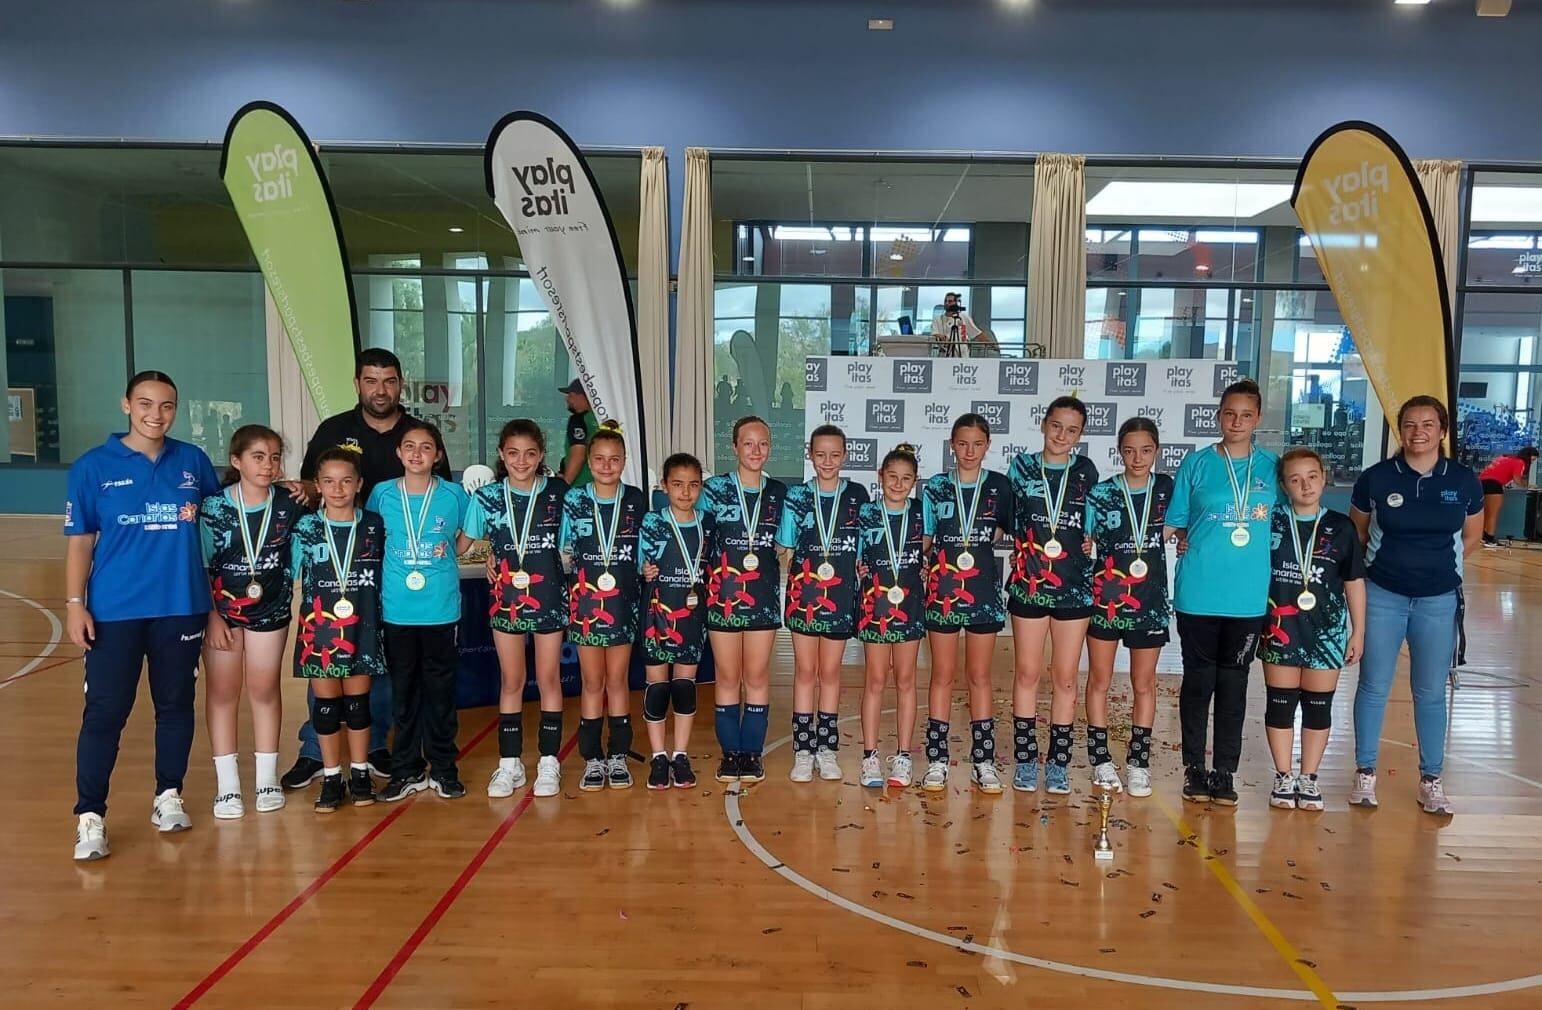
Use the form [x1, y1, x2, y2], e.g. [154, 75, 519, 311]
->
[1386, 492, 1404, 508]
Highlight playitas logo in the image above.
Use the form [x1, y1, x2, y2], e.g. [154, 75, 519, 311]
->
[509, 157, 578, 218]
[1322, 160, 1389, 226]
[245, 144, 301, 203]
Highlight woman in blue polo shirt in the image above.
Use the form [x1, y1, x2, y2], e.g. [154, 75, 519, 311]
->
[65, 371, 222, 861]
[1349, 396, 1482, 817]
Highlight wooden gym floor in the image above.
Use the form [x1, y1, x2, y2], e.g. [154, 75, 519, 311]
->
[2, 514, 1541, 1010]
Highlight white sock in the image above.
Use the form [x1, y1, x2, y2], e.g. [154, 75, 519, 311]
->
[653, 751, 668, 759]
[213, 753, 241, 796]
[255, 752, 279, 789]
[323, 765, 342, 778]
[498, 757, 521, 771]
[673, 751, 686, 759]
[350, 762, 370, 773]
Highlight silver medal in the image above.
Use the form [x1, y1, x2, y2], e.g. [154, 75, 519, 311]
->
[511, 570, 531, 591]
[1043, 538, 1064, 559]
[886, 585, 905, 606]
[742, 552, 760, 571]
[1296, 590, 1317, 612]
[334, 598, 355, 620]
[405, 570, 427, 591]
[596, 571, 617, 592]
[1230, 525, 1251, 548]
[245, 581, 264, 601]
[1129, 558, 1148, 579]
[956, 550, 976, 571]
[816, 561, 836, 581]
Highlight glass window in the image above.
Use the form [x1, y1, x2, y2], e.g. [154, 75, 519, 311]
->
[482, 276, 571, 463]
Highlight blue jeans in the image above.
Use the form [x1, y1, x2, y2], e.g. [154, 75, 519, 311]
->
[1353, 581, 1457, 777]
[297, 674, 392, 761]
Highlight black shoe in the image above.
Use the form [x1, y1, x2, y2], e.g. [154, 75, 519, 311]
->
[315, 774, 345, 813]
[607, 755, 634, 789]
[431, 775, 466, 800]
[714, 752, 742, 783]
[1209, 769, 1238, 807]
[671, 753, 697, 789]
[647, 754, 672, 790]
[379, 771, 429, 803]
[739, 753, 766, 783]
[349, 768, 376, 806]
[367, 749, 393, 780]
[282, 756, 324, 791]
[1182, 766, 1210, 803]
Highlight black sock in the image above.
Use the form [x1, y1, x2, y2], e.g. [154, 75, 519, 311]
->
[1049, 723, 1074, 767]
[817, 711, 839, 752]
[1128, 725, 1152, 769]
[1013, 716, 1039, 764]
[498, 712, 523, 759]
[1087, 725, 1111, 765]
[970, 719, 995, 764]
[792, 712, 815, 753]
[926, 719, 950, 762]
[863, 748, 878, 759]
[538, 710, 562, 757]
[578, 717, 603, 761]
[607, 714, 632, 758]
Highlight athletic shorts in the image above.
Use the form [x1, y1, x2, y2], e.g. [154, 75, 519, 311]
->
[1482, 478, 1505, 496]
[788, 628, 853, 642]
[1088, 622, 1170, 650]
[1008, 599, 1095, 621]
[925, 619, 1005, 636]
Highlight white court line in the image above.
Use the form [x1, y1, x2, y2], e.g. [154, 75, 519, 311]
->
[0, 588, 63, 689]
[725, 717, 1542, 1003]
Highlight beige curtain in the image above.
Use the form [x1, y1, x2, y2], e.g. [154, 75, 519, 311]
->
[673, 148, 714, 465]
[637, 147, 670, 485]
[1414, 158, 1462, 312]
[1027, 154, 1087, 359]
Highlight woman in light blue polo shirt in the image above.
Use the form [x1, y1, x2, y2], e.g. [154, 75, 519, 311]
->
[64, 371, 222, 860]
[1348, 396, 1482, 817]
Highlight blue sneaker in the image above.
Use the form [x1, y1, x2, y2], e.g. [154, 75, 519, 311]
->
[1045, 762, 1071, 795]
[1012, 761, 1039, 792]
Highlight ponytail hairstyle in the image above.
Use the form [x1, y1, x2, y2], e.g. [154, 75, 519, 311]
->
[661, 452, 704, 482]
[732, 415, 770, 444]
[1515, 446, 1540, 464]
[1044, 395, 1088, 425]
[125, 369, 177, 399]
[316, 445, 364, 477]
[591, 418, 626, 450]
[493, 418, 547, 481]
[881, 441, 919, 474]
[222, 423, 284, 487]
[1220, 377, 1263, 411]
[951, 412, 991, 439]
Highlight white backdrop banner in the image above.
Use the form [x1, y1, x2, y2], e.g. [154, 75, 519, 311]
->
[802, 356, 1240, 488]
[485, 111, 648, 486]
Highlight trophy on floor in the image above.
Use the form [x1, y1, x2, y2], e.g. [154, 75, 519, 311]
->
[1093, 783, 1115, 862]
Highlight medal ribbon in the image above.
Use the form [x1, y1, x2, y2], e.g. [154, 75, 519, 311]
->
[952, 472, 984, 550]
[324, 513, 359, 597]
[227, 486, 274, 582]
[503, 476, 545, 569]
[1289, 509, 1324, 595]
[733, 472, 764, 551]
[811, 479, 844, 561]
[881, 503, 910, 585]
[1037, 453, 1074, 542]
[590, 486, 624, 570]
[398, 478, 437, 569]
[1119, 475, 1154, 562]
[1219, 445, 1255, 528]
[666, 510, 705, 585]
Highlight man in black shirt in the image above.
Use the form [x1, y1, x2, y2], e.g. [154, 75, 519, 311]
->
[281, 347, 455, 789]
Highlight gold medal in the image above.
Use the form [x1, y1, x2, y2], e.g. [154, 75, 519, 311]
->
[1043, 538, 1064, 559]
[334, 598, 355, 620]
[1288, 509, 1325, 616]
[886, 585, 905, 606]
[245, 581, 264, 601]
[1230, 525, 1251, 548]
[1035, 453, 1076, 565]
[596, 571, 617, 592]
[1297, 590, 1317, 612]
[816, 561, 836, 581]
[405, 570, 427, 591]
[742, 552, 760, 571]
[956, 550, 976, 571]
[511, 570, 531, 590]
[686, 591, 700, 609]
[1129, 558, 1149, 579]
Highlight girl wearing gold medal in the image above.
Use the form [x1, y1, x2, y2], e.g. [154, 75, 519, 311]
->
[559, 421, 647, 792]
[200, 425, 303, 818]
[1259, 448, 1365, 810]
[465, 419, 570, 799]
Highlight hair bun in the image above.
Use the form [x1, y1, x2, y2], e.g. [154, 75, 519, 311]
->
[597, 418, 622, 433]
[893, 442, 917, 456]
[338, 443, 363, 455]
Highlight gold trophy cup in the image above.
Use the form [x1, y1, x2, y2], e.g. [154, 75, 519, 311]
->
[1093, 782, 1115, 861]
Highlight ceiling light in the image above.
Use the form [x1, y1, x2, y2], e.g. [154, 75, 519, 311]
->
[1087, 181, 1293, 220]
[867, 18, 893, 30]
[742, 255, 755, 262]
[1471, 186, 1542, 224]
[1394, 0, 1431, 5]
[448, 226, 464, 233]
[889, 253, 904, 261]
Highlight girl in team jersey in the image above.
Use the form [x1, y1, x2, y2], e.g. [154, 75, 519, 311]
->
[920, 413, 1015, 794]
[560, 420, 647, 793]
[289, 447, 388, 813]
[638, 453, 715, 790]
[856, 443, 928, 790]
[700, 416, 786, 785]
[1005, 396, 1100, 796]
[200, 424, 304, 818]
[778, 425, 870, 783]
[1260, 447, 1365, 811]
[1084, 417, 1174, 799]
[465, 419, 570, 799]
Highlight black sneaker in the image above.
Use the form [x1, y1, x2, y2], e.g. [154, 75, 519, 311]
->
[647, 754, 672, 791]
[349, 768, 376, 806]
[431, 775, 466, 800]
[580, 758, 608, 791]
[380, 771, 429, 803]
[1209, 769, 1238, 807]
[281, 756, 324, 791]
[715, 752, 742, 783]
[367, 748, 393, 780]
[739, 753, 766, 783]
[1182, 766, 1210, 803]
[315, 774, 345, 813]
[671, 753, 697, 789]
[607, 755, 634, 789]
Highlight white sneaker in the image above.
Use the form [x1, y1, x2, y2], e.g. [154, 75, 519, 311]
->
[1125, 765, 1152, 798]
[74, 813, 109, 861]
[789, 750, 816, 783]
[1091, 761, 1124, 793]
[860, 752, 884, 788]
[815, 749, 843, 781]
[151, 789, 192, 832]
[1349, 770, 1378, 808]
[532, 756, 561, 798]
[1270, 771, 1299, 810]
[1418, 776, 1455, 816]
[972, 760, 1004, 795]
[887, 753, 913, 789]
[254, 785, 285, 813]
[212, 791, 245, 820]
[921, 759, 949, 792]
[487, 761, 526, 798]
[1295, 774, 1324, 811]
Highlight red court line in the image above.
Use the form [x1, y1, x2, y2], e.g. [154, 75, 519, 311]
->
[0, 653, 77, 688]
[173, 712, 502, 1009]
[354, 730, 581, 1009]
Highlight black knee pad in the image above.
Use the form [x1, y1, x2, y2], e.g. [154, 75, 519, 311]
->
[344, 694, 371, 731]
[670, 678, 698, 716]
[643, 682, 671, 723]
[1264, 685, 1300, 729]
[1300, 689, 1334, 731]
[312, 697, 342, 736]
